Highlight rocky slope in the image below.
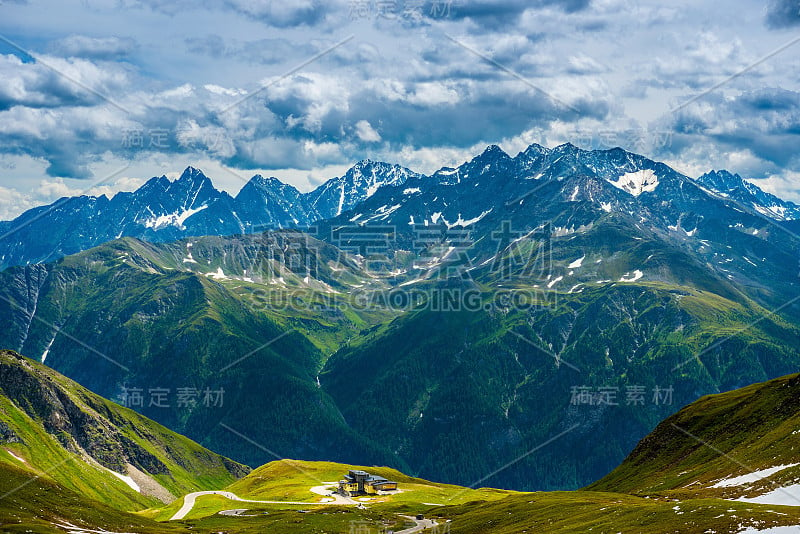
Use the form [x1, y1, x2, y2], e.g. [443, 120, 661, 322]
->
[0, 349, 247, 511]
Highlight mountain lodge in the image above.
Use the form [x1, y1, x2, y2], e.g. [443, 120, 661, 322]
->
[338, 470, 398, 496]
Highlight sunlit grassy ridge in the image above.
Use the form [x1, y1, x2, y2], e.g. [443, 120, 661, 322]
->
[230, 459, 514, 502]
[144, 459, 516, 522]
[438, 491, 800, 533]
[0, 350, 247, 512]
[144, 456, 800, 533]
[591, 372, 800, 499]
[0, 455, 187, 533]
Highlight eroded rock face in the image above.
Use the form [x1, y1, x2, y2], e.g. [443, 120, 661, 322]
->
[4, 265, 50, 352]
[0, 420, 22, 444]
[0, 350, 166, 474]
[0, 349, 251, 507]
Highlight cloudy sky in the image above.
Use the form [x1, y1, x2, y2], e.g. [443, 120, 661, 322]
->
[1, 0, 800, 219]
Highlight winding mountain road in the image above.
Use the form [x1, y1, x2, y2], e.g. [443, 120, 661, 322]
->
[170, 486, 357, 520]
[169, 486, 443, 532]
[396, 515, 440, 533]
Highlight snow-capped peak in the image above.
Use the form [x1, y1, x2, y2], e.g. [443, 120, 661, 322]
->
[178, 166, 208, 182]
[697, 170, 800, 221]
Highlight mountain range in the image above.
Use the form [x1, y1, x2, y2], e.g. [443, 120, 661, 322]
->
[1, 142, 800, 494]
[1, 143, 798, 274]
[0, 160, 420, 270]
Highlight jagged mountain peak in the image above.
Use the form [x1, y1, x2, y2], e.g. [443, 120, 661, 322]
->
[4, 143, 800, 271]
[697, 169, 800, 220]
[551, 142, 582, 155]
[698, 169, 749, 192]
[480, 144, 509, 157]
[180, 165, 204, 178]
[137, 174, 171, 192]
[350, 158, 381, 169]
[304, 159, 421, 218]
[520, 142, 549, 158]
[345, 158, 413, 177]
[174, 166, 214, 188]
[466, 145, 513, 167]
[135, 168, 216, 201]
[241, 174, 295, 191]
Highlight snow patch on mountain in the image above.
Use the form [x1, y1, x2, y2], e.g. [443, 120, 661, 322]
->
[619, 270, 643, 282]
[143, 205, 208, 231]
[207, 267, 229, 280]
[442, 209, 493, 228]
[106, 468, 141, 493]
[608, 170, 660, 197]
[712, 464, 798, 488]
[41, 331, 56, 363]
[5, 449, 25, 463]
[568, 256, 585, 269]
[735, 484, 800, 507]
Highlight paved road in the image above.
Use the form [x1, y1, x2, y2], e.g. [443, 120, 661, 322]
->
[170, 487, 356, 520]
[310, 484, 358, 505]
[396, 515, 439, 533]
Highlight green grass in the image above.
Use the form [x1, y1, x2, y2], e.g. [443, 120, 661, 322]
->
[590, 372, 800, 499]
[439, 491, 800, 533]
[187, 506, 409, 534]
[0, 462, 187, 534]
[0, 350, 247, 513]
[144, 459, 518, 522]
[144, 456, 800, 533]
[10, 421, 800, 533]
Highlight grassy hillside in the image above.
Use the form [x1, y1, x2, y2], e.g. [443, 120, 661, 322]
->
[591, 371, 800, 500]
[145, 459, 515, 522]
[148, 455, 800, 534]
[8, 421, 800, 533]
[439, 490, 800, 533]
[229, 459, 513, 504]
[0, 350, 247, 511]
[1, 227, 799, 498]
[0, 462, 189, 534]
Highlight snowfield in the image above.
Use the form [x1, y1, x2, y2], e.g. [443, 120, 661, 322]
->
[608, 170, 660, 196]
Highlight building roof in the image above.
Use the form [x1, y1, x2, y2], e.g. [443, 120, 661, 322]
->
[342, 470, 397, 487]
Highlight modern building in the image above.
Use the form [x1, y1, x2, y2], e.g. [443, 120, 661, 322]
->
[338, 469, 398, 496]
